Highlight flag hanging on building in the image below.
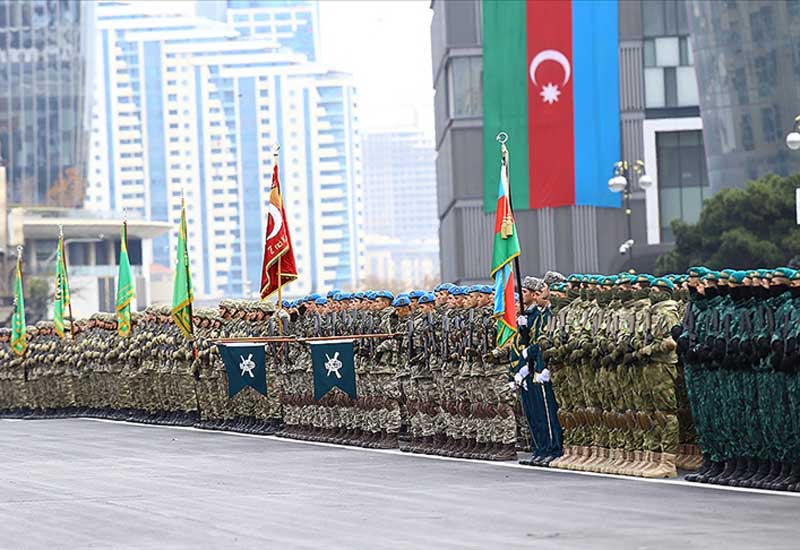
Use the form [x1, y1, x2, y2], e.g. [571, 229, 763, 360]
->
[171, 198, 194, 338]
[116, 220, 136, 336]
[482, 0, 620, 211]
[53, 231, 71, 339]
[260, 163, 298, 299]
[11, 252, 26, 356]
[217, 342, 268, 398]
[491, 163, 521, 348]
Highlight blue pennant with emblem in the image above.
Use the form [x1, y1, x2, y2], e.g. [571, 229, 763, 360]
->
[217, 342, 268, 398]
[310, 339, 357, 401]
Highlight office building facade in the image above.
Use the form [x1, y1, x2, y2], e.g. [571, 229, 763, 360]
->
[688, 0, 800, 193]
[0, 0, 93, 206]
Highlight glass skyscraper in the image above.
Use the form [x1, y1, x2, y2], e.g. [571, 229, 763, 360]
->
[689, 0, 800, 193]
[0, 0, 92, 206]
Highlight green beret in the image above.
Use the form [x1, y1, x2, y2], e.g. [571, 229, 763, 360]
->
[773, 267, 796, 280]
[718, 271, 731, 281]
[701, 271, 719, 282]
[568, 274, 582, 283]
[688, 266, 710, 278]
[728, 271, 747, 284]
[653, 277, 674, 291]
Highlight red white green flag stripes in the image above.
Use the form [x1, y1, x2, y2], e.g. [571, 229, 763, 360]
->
[482, 0, 621, 211]
[491, 163, 521, 347]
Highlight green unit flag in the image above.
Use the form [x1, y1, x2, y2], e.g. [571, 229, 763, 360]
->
[171, 199, 194, 338]
[11, 253, 26, 356]
[311, 340, 357, 401]
[116, 220, 136, 337]
[53, 232, 71, 339]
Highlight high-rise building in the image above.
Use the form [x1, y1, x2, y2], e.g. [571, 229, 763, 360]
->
[431, 0, 708, 280]
[361, 129, 439, 286]
[688, 1, 800, 193]
[89, 2, 364, 298]
[200, 0, 320, 62]
[0, 0, 93, 206]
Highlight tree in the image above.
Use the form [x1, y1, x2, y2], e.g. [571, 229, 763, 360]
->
[656, 173, 800, 274]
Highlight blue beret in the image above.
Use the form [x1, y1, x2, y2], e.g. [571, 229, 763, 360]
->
[281, 299, 291, 307]
[481, 285, 494, 294]
[314, 297, 327, 305]
[418, 292, 435, 305]
[327, 289, 341, 299]
[435, 283, 454, 292]
[364, 291, 377, 300]
[448, 286, 464, 296]
[468, 285, 482, 294]
[392, 296, 411, 308]
[376, 290, 394, 300]
[409, 290, 425, 299]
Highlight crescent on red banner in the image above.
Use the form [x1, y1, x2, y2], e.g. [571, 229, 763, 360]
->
[260, 164, 298, 299]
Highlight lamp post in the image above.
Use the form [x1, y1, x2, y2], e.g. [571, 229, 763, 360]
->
[608, 160, 652, 264]
[786, 115, 800, 151]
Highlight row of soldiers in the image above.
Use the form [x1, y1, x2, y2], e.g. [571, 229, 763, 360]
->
[678, 267, 800, 491]
[2, 268, 799, 488]
[506, 272, 697, 478]
[276, 286, 518, 460]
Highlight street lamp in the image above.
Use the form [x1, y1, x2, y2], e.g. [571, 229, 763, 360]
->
[608, 160, 651, 263]
[786, 115, 800, 151]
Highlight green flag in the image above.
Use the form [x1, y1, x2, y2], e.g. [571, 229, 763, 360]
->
[53, 231, 71, 339]
[116, 220, 135, 337]
[11, 253, 26, 356]
[171, 198, 194, 338]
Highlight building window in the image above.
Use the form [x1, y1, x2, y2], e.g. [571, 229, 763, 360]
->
[447, 56, 482, 119]
[761, 105, 781, 143]
[656, 130, 709, 242]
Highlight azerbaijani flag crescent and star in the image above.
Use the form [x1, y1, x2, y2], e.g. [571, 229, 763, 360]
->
[491, 162, 521, 348]
[260, 163, 298, 299]
[482, 0, 620, 211]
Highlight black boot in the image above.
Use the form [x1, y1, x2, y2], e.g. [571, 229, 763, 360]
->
[685, 454, 712, 482]
[718, 457, 747, 486]
[730, 457, 760, 487]
[708, 459, 738, 485]
[695, 460, 724, 484]
[755, 460, 783, 490]
[741, 459, 771, 488]
[767, 462, 794, 491]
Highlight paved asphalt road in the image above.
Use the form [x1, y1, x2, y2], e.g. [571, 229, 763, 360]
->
[0, 419, 798, 550]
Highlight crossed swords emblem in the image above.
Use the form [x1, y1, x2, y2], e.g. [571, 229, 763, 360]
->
[324, 352, 343, 379]
[239, 354, 256, 378]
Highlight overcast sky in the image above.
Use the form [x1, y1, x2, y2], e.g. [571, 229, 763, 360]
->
[146, 0, 435, 136]
[317, 1, 434, 135]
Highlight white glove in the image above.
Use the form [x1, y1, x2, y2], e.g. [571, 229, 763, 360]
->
[517, 315, 528, 327]
[522, 380, 528, 391]
[507, 381, 517, 392]
[518, 365, 529, 379]
[514, 372, 523, 386]
[522, 348, 528, 360]
[535, 368, 551, 383]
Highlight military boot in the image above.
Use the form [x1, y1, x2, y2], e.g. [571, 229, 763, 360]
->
[754, 460, 783, 490]
[685, 454, 713, 482]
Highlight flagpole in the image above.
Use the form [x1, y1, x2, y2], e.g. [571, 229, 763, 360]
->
[60, 225, 76, 338]
[497, 132, 526, 326]
[273, 144, 283, 316]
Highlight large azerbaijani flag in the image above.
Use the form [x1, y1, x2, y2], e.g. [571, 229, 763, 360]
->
[482, 0, 620, 211]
